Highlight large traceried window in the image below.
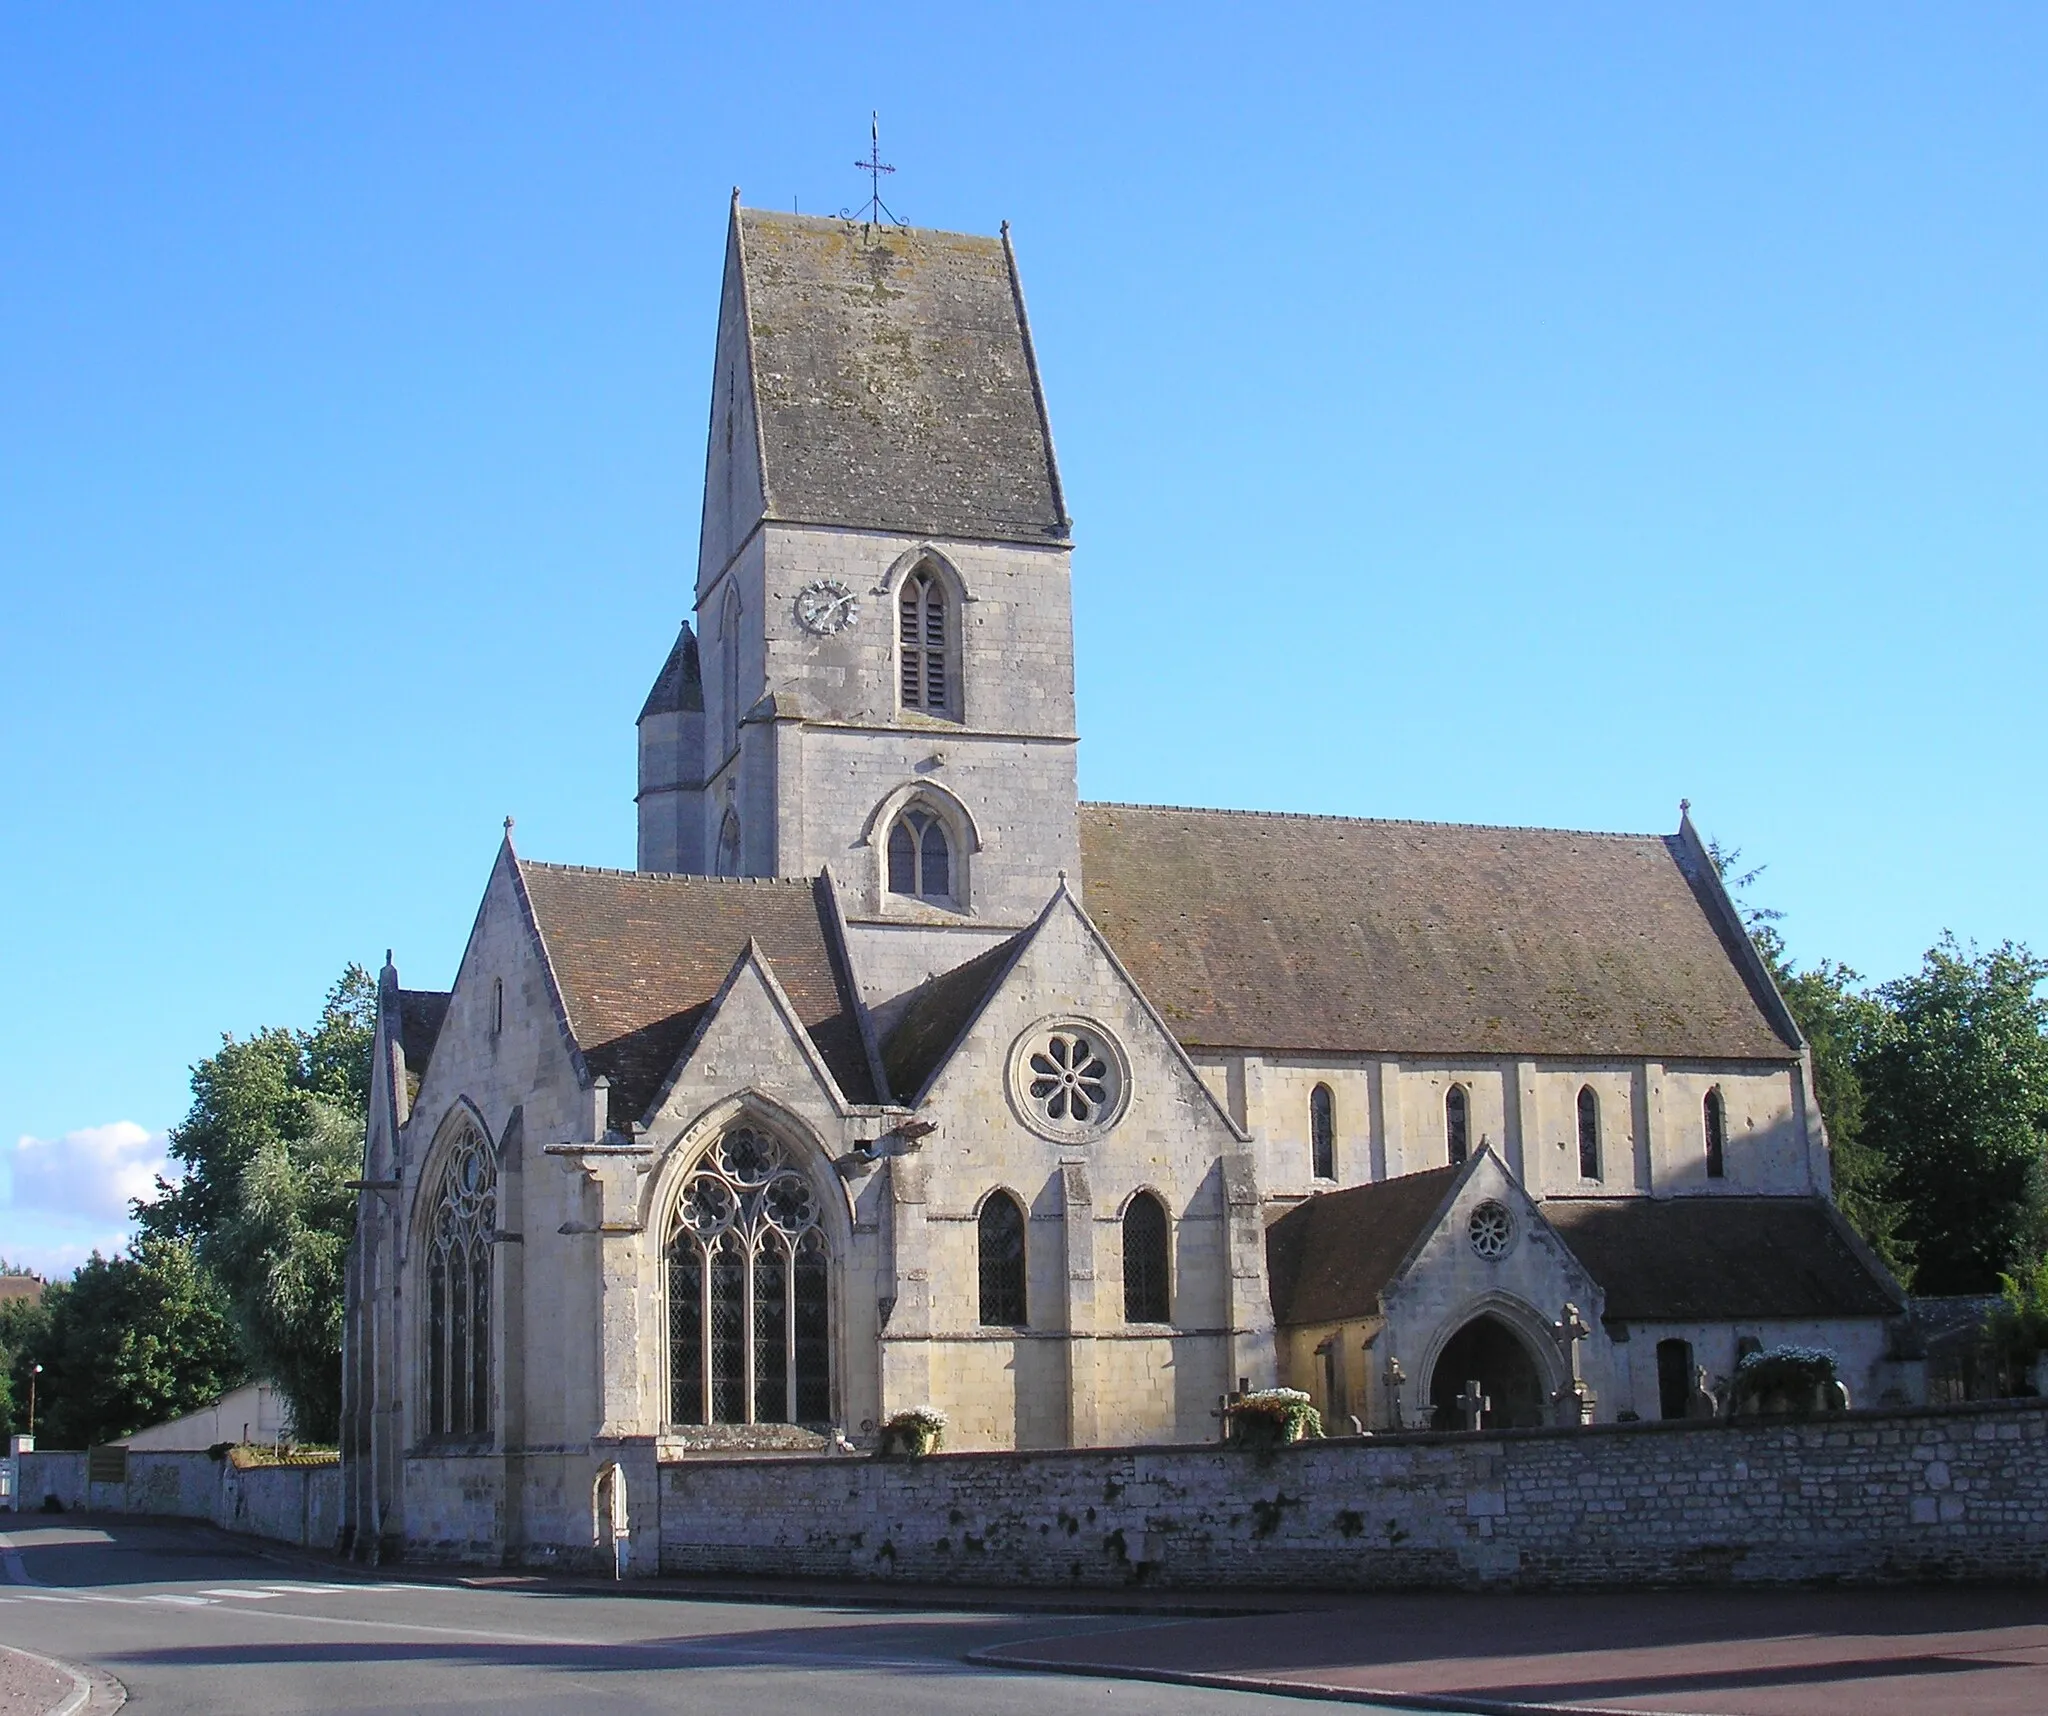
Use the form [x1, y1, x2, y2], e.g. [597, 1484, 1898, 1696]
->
[665, 1126, 830, 1426]
[426, 1124, 496, 1439]
[1704, 1088, 1727, 1180]
[1446, 1084, 1470, 1165]
[898, 568, 951, 716]
[887, 807, 953, 902]
[1122, 1191, 1170, 1324]
[1310, 1084, 1335, 1180]
[978, 1190, 1027, 1327]
[1577, 1085, 1602, 1181]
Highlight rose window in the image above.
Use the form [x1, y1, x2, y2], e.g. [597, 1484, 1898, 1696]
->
[1010, 1018, 1129, 1142]
[1467, 1200, 1515, 1260]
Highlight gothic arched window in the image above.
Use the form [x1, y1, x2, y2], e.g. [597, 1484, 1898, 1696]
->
[898, 568, 951, 716]
[426, 1124, 496, 1439]
[977, 1190, 1027, 1327]
[886, 807, 953, 902]
[1122, 1191, 1170, 1323]
[715, 810, 742, 878]
[1310, 1083, 1335, 1180]
[1577, 1085, 1602, 1181]
[665, 1126, 830, 1426]
[1446, 1084, 1469, 1166]
[1704, 1088, 1727, 1180]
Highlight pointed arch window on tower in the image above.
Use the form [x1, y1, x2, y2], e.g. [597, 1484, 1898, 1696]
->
[1577, 1085, 1602, 1181]
[1704, 1088, 1727, 1180]
[1446, 1084, 1470, 1166]
[719, 585, 743, 757]
[886, 807, 953, 903]
[715, 810, 742, 878]
[426, 1124, 496, 1439]
[1310, 1084, 1335, 1180]
[898, 569, 952, 716]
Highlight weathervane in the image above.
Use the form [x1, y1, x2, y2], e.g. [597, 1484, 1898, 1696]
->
[843, 111, 902, 228]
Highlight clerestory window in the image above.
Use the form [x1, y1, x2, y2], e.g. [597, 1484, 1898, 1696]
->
[1310, 1084, 1335, 1180]
[1446, 1084, 1469, 1166]
[1577, 1085, 1602, 1181]
[426, 1123, 496, 1439]
[1704, 1088, 1727, 1180]
[665, 1126, 830, 1426]
[898, 569, 951, 716]
[886, 807, 953, 903]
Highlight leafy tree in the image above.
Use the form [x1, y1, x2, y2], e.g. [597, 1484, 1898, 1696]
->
[1860, 938, 2048, 1295]
[14, 1240, 244, 1449]
[137, 964, 375, 1441]
[0, 1283, 53, 1440]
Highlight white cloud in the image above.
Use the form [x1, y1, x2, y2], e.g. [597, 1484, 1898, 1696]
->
[10, 1122, 175, 1225]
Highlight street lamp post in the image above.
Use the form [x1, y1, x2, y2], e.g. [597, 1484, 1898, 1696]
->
[27, 1364, 42, 1440]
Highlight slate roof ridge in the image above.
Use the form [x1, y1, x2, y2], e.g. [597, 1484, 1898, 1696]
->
[516, 859, 815, 886]
[738, 205, 1007, 246]
[1082, 799, 1669, 843]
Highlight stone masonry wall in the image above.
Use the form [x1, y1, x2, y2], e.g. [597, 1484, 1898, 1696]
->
[659, 1399, 2048, 1589]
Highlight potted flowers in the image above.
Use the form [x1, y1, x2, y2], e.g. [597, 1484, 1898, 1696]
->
[1225, 1388, 1323, 1449]
[878, 1406, 948, 1457]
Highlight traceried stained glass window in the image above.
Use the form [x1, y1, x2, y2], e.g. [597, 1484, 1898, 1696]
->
[665, 1127, 830, 1426]
[887, 808, 953, 902]
[426, 1124, 496, 1439]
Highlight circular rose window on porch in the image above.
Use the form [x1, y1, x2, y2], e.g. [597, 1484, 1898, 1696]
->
[1008, 1017, 1130, 1144]
[1467, 1200, 1516, 1260]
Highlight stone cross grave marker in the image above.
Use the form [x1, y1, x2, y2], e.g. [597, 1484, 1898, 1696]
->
[1456, 1380, 1490, 1432]
[1550, 1302, 1594, 1426]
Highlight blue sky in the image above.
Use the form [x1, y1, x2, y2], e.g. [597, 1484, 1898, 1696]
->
[3, 4, 2043, 1274]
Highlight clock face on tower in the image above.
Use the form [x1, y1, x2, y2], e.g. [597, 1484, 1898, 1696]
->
[794, 579, 860, 636]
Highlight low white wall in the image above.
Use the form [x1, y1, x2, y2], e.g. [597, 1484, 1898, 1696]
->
[8, 1449, 338, 1550]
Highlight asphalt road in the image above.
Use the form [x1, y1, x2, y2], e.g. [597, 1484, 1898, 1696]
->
[0, 1520, 1418, 1716]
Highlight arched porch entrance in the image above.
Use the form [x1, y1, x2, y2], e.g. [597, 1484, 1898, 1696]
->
[1429, 1314, 1548, 1430]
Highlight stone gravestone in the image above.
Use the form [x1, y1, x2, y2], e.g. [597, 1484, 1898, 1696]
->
[1550, 1303, 1596, 1426]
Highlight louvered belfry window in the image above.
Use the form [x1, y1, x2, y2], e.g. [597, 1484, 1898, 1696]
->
[666, 1127, 830, 1426]
[426, 1125, 496, 1439]
[898, 570, 949, 714]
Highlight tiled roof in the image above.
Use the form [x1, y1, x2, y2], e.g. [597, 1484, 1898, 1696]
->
[515, 862, 878, 1120]
[879, 932, 1026, 1104]
[1079, 803, 1796, 1061]
[1544, 1197, 1904, 1322]
[1265, 1166, 1461, 1327]
[395, 989, 450, 1082]
[640, 624, 704, 718]
[737, 209, 1068, 544]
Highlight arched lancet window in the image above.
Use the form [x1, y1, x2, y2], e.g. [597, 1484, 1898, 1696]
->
[1445, 1084, 1469, 1166]
[665, 1126, 830, 1426]
[719, 585, 743, 756]
[426, 1124, 496, 1439]
[886, 807, 953, 902]
[898, 567, 951, 716]
[1122, 1191, 1170, 1324]
[1310, 1083, 1335, 1180]
[1577, 1085, 1602, 1181]
[715, 809, 742, 878]
[1704, 1088, 1727, 1180]
[977, 1191, 1027, 1327]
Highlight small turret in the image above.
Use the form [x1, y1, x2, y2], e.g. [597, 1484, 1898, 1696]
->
[637, 623, 707, 872]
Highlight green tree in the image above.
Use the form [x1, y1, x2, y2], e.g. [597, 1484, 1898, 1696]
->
[1860, 938, 2048, 1295]
[138, 964, 375, 1441]
[17, 1240, 244, 1449]
[0, 1281, 53, 1440]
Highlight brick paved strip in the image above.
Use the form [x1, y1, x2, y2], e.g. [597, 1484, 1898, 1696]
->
[0, 1645, 90, 1716]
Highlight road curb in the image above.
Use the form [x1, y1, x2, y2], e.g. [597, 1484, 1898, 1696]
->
[0, 1643, 126, 1716]
[964, 1643, 1692, 1716]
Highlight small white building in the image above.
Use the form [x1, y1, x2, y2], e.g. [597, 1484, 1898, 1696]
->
[117, 1381, 289, 1452]
[342, 202, 1906, 1567]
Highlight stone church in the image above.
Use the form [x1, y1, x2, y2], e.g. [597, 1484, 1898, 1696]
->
[342, 199, 1907, 1564]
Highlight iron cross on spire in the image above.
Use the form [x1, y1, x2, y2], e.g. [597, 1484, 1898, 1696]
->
[846, 111, 902, 228]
